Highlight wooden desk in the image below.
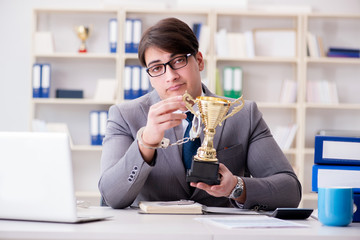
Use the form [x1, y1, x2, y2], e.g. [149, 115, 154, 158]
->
[0, 207, 359, 240]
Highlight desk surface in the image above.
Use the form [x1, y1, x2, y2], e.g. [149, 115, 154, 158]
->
[0, 207, 359, 240]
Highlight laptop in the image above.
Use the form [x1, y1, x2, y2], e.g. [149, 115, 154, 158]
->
[0, 131, 111, 223]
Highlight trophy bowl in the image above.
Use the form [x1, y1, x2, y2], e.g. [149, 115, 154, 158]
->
[183, 92, 244, 185]
[74, 25, 92, 53]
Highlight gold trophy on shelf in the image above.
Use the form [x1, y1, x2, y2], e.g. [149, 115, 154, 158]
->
[74, 25, 92, 53]
[183, 92, 245, 185]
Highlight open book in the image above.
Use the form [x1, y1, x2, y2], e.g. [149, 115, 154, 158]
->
[138, 200, 203, 214]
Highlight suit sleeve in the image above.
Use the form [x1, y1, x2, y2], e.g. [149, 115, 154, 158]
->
[98, 104, 154, 209]
[242, 102, 302, 210]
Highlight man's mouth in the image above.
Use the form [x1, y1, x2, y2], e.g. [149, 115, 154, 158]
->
[167, 83, 185, 91]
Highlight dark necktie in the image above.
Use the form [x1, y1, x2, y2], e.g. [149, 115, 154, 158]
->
[182, 112, 201, 170]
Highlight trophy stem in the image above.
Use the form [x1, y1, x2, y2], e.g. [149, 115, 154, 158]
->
[194, 128, 218, 162]
[79, 40, 87, 53]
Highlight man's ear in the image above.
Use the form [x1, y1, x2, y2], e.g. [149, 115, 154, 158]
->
[196, 51, 204, 71]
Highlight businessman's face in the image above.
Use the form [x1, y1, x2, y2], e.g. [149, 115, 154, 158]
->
[145, 47, 204, 100]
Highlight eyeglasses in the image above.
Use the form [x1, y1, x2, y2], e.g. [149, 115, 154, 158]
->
[146, 53, 192, 77]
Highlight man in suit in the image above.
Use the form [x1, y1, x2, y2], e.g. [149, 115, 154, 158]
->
[98, 18, 301, 210]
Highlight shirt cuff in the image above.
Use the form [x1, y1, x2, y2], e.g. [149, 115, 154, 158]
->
[229, 198, 244, 209]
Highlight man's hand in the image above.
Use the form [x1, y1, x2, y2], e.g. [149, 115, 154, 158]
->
[190, 163, 238, 198]
[142, 95, 187, 147]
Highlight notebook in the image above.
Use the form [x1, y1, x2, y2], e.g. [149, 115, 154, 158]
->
[138, 200, 203, 214]
[0, 131, 111, 223]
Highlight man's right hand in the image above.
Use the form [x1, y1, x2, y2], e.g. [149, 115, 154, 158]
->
[139, 95, 187, 162]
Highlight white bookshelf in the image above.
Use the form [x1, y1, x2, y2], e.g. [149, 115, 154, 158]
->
[31, 8, 120, 204]
[213, 11, 304, 206]
[301, 13, 360, 207]
[30, 7, 360, 207]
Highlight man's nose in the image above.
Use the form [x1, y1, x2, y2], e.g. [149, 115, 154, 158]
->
[163, 64, 179, 81]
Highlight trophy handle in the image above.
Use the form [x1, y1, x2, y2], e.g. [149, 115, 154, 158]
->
[220, 95, 245, 125]
[182, 91, 198, 116]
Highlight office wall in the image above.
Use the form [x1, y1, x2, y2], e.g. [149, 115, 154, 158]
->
[0, 0, 359, 131]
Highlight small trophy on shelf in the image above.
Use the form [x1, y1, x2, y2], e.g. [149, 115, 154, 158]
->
[183, 92, 244, 185]
[74, 25, 92, 53]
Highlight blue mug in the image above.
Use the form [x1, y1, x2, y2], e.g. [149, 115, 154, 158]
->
[318, 187, 354, 226]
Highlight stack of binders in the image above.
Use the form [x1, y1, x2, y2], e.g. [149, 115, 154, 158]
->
[32, 63, 51, 98]
[125, 18, 142, 53]
[89, 111, 108, 145]
[312, 130, 360, 222]
[124, 65, 151, 100]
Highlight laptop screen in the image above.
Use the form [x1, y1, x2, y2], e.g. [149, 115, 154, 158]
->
[0, 132, 78, 222]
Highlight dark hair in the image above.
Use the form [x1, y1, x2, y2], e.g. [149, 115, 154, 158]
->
[138, 18, 199, 67]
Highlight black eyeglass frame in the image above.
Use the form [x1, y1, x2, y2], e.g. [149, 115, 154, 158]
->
[146, 53, 192, 77]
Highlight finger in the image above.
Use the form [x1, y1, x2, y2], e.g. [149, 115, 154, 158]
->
[155, 112, 186, 124]
[151, 104, 184, 117]
[148, 106, 184, 124]
[191, 182, 224, 197]
[149, 105, 187, 125]
[155, 119, 183, 132]
[152, 95, 185, 111]
[218, 163, 228, 175]
[190, 182, 210, 190]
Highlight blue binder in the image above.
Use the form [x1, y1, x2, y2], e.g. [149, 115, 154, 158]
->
[312, 164, 360, 193]
[140, 67, 150, 96]
[132, 19, 142, 53]
[192, 23, 202, 40]
[40, 64, 51, 98]
[32, 64, 42, 98]
[124, 65, 132, 99]
[314, 135, 360, 165]
[109, 18, 118, 53]
[125, 19, 133, 53]
[98, 111, 108, 144]
[131, 66, 141, 99]
[90, 111, 101, 145]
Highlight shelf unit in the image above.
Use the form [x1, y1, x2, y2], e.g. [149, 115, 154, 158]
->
[212, 11, 304, 203]
[31, 8, 121, 205]
[30, 7, 360, 207]
[301, 13, 360, 209]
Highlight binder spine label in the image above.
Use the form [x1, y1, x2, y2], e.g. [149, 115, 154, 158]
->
[312, 165, 360, 193]
[323, 140, 360, 161]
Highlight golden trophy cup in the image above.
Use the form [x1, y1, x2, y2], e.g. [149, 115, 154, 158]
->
[74, 25, 92, 53]
[183, 92, 245, 185]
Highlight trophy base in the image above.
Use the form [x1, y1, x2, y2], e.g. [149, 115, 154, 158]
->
[186, 160, 220, 185]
